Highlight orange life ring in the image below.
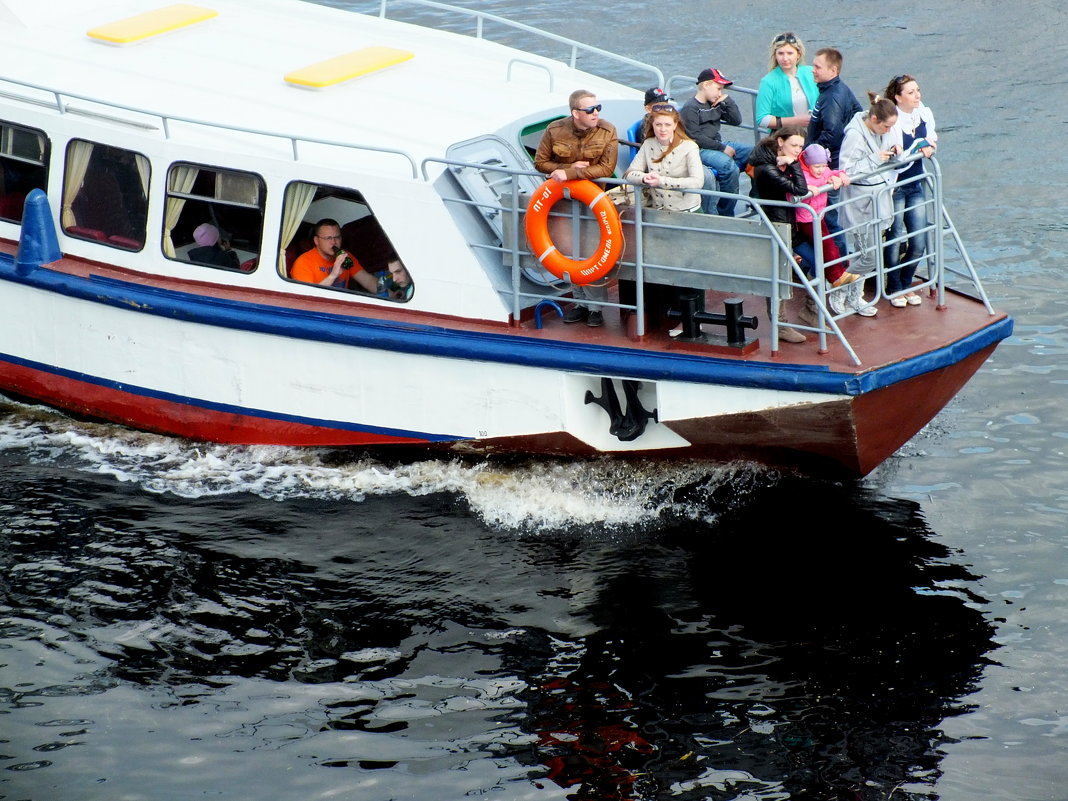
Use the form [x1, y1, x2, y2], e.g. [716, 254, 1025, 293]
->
[524, 179, 623, 285]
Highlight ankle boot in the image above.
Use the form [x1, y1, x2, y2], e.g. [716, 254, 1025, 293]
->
[766, 297, 807, 343]
[798, 295, 820, 328]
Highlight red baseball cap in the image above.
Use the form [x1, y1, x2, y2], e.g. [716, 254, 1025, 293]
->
[696, 67, 733, 86]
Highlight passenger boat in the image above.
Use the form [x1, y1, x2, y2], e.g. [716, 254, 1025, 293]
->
[0, 0, 1012, 476]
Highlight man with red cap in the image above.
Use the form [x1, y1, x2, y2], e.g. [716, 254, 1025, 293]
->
[680, 67, 752, 216]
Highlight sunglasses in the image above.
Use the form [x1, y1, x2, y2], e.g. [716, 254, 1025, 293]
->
[573, 104, 602, 114]
[649, 103, 676, 112]
[891, 74, 914, 84]
[773, 32, 798, 45]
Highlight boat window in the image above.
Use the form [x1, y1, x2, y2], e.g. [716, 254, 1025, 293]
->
[61, 139, 150, 251]
[279, 181, 410, 301]
[0, 120, 50, 224]
[162, 162, 266, 273]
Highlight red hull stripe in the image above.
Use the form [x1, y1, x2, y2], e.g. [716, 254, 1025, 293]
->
[0, 352, 460, 446]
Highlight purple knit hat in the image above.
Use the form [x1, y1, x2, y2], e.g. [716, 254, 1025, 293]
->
[193, 223, 220, 247]
[802, 144, 830, 166]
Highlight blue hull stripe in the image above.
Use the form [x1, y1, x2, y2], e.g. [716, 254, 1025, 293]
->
[1, 261, 1014, 396]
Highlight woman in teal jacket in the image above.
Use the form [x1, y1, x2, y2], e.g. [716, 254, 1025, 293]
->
[755, 32, 819, 132]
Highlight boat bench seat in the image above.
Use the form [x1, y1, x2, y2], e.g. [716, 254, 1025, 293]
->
[108, 235, 143, 250]
[66, 226, 109, 242]
[0, 192, 26, 221]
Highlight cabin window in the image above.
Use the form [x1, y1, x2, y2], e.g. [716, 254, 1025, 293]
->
[0, 120, 49, 224]
[279, 181, 410, 301]
[162, 162, 266, 273]
[61, 140, 150, 251]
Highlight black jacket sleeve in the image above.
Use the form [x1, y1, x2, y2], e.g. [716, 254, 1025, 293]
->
[754, 160, 807, 199]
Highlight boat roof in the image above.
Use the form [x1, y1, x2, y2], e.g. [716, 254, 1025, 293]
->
[0, 0, 640, 166]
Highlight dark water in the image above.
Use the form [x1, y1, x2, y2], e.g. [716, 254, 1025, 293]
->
[4, 2, 1068, 800]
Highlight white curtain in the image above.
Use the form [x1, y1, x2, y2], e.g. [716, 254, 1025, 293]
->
[162, 165, 199, 258]
[279, 182, 317, 275]
[61, 140, 93, 230]
[134, 154, 150, 198]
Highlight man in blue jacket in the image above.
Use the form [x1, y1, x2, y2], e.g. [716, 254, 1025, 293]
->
[806, 48, 862, 251]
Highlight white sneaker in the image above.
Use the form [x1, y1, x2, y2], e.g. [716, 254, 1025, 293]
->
[905, 292, 922, 306]
[846, 282, 878, 316]
[828, 289, 848, 316]
[890, 296, 908, 308]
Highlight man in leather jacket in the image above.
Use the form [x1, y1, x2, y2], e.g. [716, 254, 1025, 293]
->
[533, 90, 618, 327]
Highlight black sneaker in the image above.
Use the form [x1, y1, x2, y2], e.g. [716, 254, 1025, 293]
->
[586, 310, 604, 327]
[563, 305, 588, 324]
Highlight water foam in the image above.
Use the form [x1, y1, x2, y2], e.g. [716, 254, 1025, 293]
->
[0, 399, 773, 530]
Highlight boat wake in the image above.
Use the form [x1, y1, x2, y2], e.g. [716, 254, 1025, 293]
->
[0, 397, 778, 531]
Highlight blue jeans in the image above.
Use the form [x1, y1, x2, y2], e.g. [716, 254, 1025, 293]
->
[699, 141, 753, 216]
[823, 187, 848, 257]
[699, 166, 717, 214]
[885, 182, 928, 294]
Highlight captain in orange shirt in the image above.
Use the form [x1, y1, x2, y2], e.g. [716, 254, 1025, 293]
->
[290, 218, 378, 292]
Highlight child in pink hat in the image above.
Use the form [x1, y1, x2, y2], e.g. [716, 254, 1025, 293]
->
[793, 144, 861, 292]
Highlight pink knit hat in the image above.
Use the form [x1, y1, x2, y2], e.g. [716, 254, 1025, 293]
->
[193, 223, 220, 247]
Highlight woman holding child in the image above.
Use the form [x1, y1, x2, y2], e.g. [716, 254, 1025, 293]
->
[747, 125, 810, 342]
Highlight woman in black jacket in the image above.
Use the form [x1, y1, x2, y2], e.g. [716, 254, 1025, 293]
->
[749, 125, 807, 222]
[747, 126, 808, 342]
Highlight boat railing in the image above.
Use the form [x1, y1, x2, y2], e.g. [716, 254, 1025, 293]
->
[424, 154, 856, 358]
[0, 77, 420, 178]
[375, 0, 664, 88]
[425, 149, 992, 366]
[792, 153, 997, 351]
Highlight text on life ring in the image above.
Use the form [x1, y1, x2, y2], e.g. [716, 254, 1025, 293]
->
[524, 179, 623, 285]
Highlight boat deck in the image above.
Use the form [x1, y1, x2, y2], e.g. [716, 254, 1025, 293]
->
[518, 284, 1007, 375]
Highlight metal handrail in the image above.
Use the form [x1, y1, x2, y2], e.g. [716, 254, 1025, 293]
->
[0, 77, 420, 178]
[376, 0, 665, 87]
[422, 145, 994, 365]
[421, 153, 865, 359]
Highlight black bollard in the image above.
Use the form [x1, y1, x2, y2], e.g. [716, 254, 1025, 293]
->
[668, 296, 759, 346]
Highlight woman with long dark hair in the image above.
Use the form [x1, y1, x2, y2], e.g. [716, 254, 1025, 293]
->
[748, 125, 809, 342]
[884, 73, 938, 306]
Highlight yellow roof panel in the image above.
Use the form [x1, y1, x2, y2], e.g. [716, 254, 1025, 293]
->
[87, 4, 218, 45]
[285, 46, 414, 89]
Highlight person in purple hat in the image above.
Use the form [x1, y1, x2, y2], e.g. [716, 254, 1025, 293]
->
[188, 222, 240, 269]
[679, 67, 753, 216]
